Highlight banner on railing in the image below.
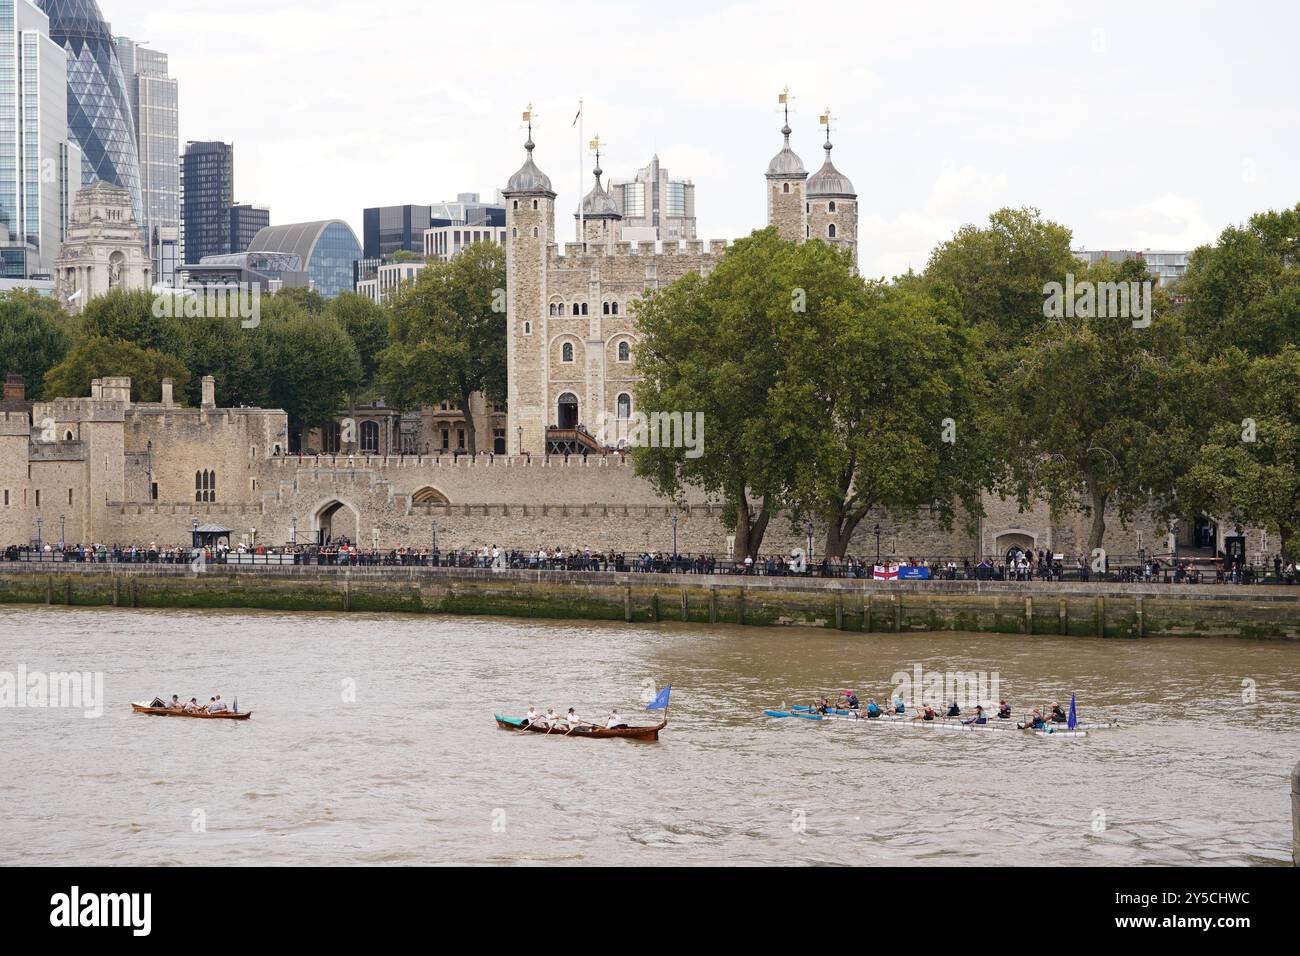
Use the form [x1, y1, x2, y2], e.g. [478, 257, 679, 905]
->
[873, 564, 899, 580]
[898, 566, 931, 580]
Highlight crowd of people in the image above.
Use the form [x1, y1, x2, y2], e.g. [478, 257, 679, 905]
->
[3, 540, 1296, 585]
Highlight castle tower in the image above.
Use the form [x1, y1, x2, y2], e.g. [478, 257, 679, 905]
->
[575, 142, 621, 248]
[805, 110, 858, 270]
[765, 91, 807, 243]
[503, 109, 556, 456]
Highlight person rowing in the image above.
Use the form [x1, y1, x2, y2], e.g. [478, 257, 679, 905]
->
[945, 700, 961, 718]
[912, 705, 937, 722]
[169, 694, 182, 710]
[997, 700, 1012, 720]
[1048, 701, 1068, 724]
[562, 708, 586, 735]
[812, 698, 831, 715]
[522, 705, 542, 728]
[542, 707, 559, 730]
[183, 697, 200, 713]
[891, 694, 906, 715]
[606, 709, 623, 729]
[964, 705, 988, 726]
[839, 690, 860, 709]
[209, 695, 228, 714]
[865, 698, 882, 719]
[1019, 708, 1047, 730]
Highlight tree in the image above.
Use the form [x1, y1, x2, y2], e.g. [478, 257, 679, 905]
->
[43, 336, 190, 402]
[257, 310, 362, 447]
[779, 277, 992, 558]
[998, 258, 1188, 552]
[181, 314, 268, 408]
[1179, 347, 1300, 560]
[924, 206, 1077, 352]
[633, 228, 808, 560]
[379, 242, 505, 454]
[0, 291, 72, 400]
[78, 288, 187, 357]
[327, 291, 388, 391]
[272, 286, 327, 314]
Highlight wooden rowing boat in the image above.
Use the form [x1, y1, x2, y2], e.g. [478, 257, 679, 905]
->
[131, 703, 252, 720]
[495, 715, 665, 740]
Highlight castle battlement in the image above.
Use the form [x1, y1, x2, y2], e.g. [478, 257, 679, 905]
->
[545, 238, 732, 268]
[0, 411, 31, 436]
[33, 399, 127, 423]
[269, 453, 637, 471]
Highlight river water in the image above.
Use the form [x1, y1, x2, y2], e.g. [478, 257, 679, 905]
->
[1, 605, 1297, 866]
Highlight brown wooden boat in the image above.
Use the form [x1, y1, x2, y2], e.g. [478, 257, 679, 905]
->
[495, 715, 664, 740]
[131, 702, 251, 720]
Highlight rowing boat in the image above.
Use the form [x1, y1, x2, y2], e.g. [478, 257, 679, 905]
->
[495, 715, 666, 740]
[782, 705, 1113, 731]
[131, 703, 251, 720]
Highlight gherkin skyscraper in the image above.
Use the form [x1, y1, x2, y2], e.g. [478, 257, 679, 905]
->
[36, 0, 142, 224]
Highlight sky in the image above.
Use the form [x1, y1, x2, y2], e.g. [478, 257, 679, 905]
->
[100, 0, 1300, 279]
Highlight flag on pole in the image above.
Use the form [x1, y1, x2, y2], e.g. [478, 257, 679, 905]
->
[646, 685, 672, 711]
[1068, 693, 1077, 730]
[572, 104, 582, 127]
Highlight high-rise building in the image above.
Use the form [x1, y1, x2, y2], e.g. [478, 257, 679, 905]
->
[429, 192, 505, 228]
[0, 0, 83, 278]
[36, 1, 142, 223]
[608, 156, 696, 240]
[1073, 248, 1192, 287]
[181, 140, 232, 264]
[246, 220, 362, 299]
[114, 36, 178, 286]
[362, 204, 431, 259]
[229, 203, 269, 254]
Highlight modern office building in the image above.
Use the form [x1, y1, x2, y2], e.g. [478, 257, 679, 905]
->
[429, 192, 505, 228]
[362, 204, 431, 259]
[229, 203, 269, 254]
[37, 0, 142, 222]
[181, 140, 233, 264]
[0, 0, 83, 278]
[608, 155, 696, 240]
[114, 36, 178, 285]
[187, 249, 307, 295]
[245, 220, 361, 299]
[422, 221, 507, 262]
[355, 259, 427, 304]
[1073, 248, 1192, 287]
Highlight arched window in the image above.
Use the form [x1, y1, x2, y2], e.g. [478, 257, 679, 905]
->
[829, 201, 836, 212]
[532, 227, 538, 238]
[64, 431, 73, 442]
[828, 223, 837, 238]
[581, 303, 588, 315]
[617, 340, 630, 362]
[611, 301, 618, 315]
[360, 420, 380, 453]
[195, 471, 201, 502]
[602, 302, 610, 315]
[524, 321, 531, 335]
[194, 470, 217, 503]
[572, 303, 580, 316]
[512, 227, 517, 238]
[617, 393, 632, 419]
[783, 182, 790, 193]
[512, 200, 518, 210]
[562, 342, 574, 362]
[532, 199, 538, 209]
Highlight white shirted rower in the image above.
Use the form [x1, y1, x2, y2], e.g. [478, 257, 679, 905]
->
[606, 709, 621, 729]
[524, 705, 540, 726]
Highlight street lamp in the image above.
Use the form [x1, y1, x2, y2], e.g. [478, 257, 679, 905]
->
[290, 516, 297, 546]
[874, 524, 882, 566]
[59, 514, 65, 550]
[806, 521, 815, 564]
[431, 521, 438, 563]
[36, 516, 42, 552]
[671, 514, 678, 559]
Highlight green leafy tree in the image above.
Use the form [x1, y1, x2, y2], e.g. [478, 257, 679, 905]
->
[272, 286, 327, 314]
[43, 336, 190, 402]
[1179, 347, 1300, 559]
[634, 228, 809, 560]
[181, 314, 269, 408]
[257, 310, 362, 447]
[78, 288, 187, 357]
[378, 242, 505, 454]
[327, 291, 388, 390]
[0, 291, 73, 400]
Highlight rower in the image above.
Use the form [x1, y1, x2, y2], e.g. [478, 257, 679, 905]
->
[169, 695, 182, 710]
[891, 694, 906, 714]
[1020, 708, 1046, 730]
[184, 697, 200, 712]
[997, 700, 1012, 719]
[912, 705, 937, 722]
[1049, 701, 1068, 723]
[945, 701, 961, 718]
[865, 699, 882, 719]
[844, 690, 860, 709]
[523, 705, 541, 727]
[543, 707, 558, 728]
[563, 708, 583, 734]
[209, 695, 228, 714]
[606, 709, 622, 729]
[964, 705, 988, 726]
[814, 698, 830, 715]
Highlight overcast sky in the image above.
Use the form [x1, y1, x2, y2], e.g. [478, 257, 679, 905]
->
[103, 0, 1298, 278]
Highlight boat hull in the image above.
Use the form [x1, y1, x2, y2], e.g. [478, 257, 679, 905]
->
[131, 703, 251, 720]
[495, 715, 665, 740]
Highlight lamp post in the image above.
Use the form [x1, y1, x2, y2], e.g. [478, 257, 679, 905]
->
[36, 516, 42, 552]
[671, 514, 678, 559]
[192, 517, 199, 550]
[59, 514, 65, 550]
[874, 524, 882, 566]
[290, 516, 297, 546]
[431, 521, 438, 563]
[806, 521, 814, 565]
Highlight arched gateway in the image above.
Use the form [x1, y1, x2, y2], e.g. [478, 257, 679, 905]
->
[313, 498, 360, 546]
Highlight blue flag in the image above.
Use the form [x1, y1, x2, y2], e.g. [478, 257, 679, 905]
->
[1068, 693, 1077, 730]
[646, 684, 672, 711]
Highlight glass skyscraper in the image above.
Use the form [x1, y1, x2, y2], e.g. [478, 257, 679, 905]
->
[115, 35, 178, 282]
[37, 0, 143, 223]
[181, 140, 232, 264]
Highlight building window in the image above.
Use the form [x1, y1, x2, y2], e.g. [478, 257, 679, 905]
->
[581, 303, 588, 315]
[532, 200, 538, 209]
[441, 429, 450, 450]
[68, 489, 73, 504]
[532, 227, 538, 238]
[828, 223, 837, 238]
[829, 201, 836, 212]
[512, 228, 517, 238]
[151, 482, 158, 501]
[457, 428, 465, 448]
[783, 183, 789, 193]
[195, 470, 217, 503]
[493, 429, 506, 454]
[360, 420, 380, 453]
[562, 342, 574, 362]
[3, 490, 8, 506]
[617, 393, 631, 419]
[35, 490, 40, 507]
[524, 321, 531, 335]
[602, 302, 609, 315]
[572, 303, 579, 315]
[611, 302, 618, 315]
[618, 340, 630, 362]
[64, 431, 73, 442]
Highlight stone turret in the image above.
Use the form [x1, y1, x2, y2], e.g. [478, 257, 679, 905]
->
[765, 102, 808, 243]
[503, 117, 557, 456]
[575, 147, 621, 248]
[806, 126, 858, 270]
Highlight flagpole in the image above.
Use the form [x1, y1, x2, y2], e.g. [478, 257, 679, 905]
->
[577, 98, 585, 249]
